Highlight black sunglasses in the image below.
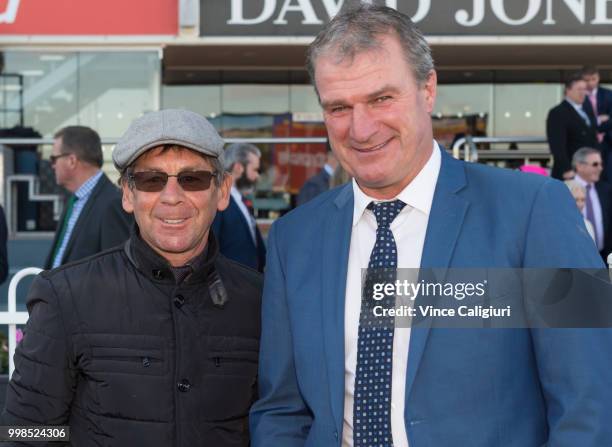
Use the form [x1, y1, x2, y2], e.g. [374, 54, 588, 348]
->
[49, 153, 71, 165]
[581, 161, 602, 168]
[129, 170, 218, 192]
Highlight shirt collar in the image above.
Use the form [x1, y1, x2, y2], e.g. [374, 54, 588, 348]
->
[565, 97, 583, 110]
[323, 164, 334, 176]
[74, 170, 103, 199]
[352, 140, 442, 227]
[574, 174, 592, 188]
[230, 186, 243, 202]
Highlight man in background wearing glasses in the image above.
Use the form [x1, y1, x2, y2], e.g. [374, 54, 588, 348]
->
[45, 125, 132, 269]
[2, 109, 262, 446]
[572, 146, 612, 259]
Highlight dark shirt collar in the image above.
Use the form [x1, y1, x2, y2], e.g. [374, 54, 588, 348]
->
[125, 224, 218, 285]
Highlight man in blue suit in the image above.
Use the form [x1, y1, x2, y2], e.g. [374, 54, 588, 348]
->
[212, 143, 266, 272]
[296, 143, 338, 206]
[250, 5, 612, 447]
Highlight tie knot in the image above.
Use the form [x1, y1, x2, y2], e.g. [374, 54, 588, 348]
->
[367, 199, 406, 227]
[586, 183, 593, 191]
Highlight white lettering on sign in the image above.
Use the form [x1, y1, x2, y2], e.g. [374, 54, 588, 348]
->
[592, 0, 612, 24]
[410, 0, 431, 23]
[273, 0, 323, 25]
[543, 0, 585, 25]
[321, 0, 345, 19]
[228, 0, 276, 25]
[0, 0, 20, 24]
[455, 0, 485, 26]
[490, 0, 541, 26]
[225, 0, 612, 28]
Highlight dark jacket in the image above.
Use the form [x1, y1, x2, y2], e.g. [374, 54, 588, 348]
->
[3, 231, 262, 446]
[212, 196, 266, 272]
[296, 168, 331, 207]
[0, 205, 8, 284]
[44, 173, 133, 269]
[595, 180, 612, 259]
[546, 100, 599, 180]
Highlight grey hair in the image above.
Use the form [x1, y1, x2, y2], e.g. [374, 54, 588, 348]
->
[564, 179, 586, 197]
[572, 147, 601, 169]
[222, 143, 261, 172]
[119, 145, 225, 187]
[306, 4, 434, 94]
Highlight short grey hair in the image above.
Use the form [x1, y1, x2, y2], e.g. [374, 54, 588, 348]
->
[222, 143, 261, 172]
[572, 147, 601, 169]
[306, 4, 434, 94]
[119, 145, 225, 187]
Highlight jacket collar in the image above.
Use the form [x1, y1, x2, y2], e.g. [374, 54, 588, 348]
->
[125, 224, 218, 285]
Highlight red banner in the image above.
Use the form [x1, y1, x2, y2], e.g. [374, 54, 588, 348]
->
[0, 0, 178, 35]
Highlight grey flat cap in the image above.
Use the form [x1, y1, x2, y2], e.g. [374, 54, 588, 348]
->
[113, 109, 224, 170]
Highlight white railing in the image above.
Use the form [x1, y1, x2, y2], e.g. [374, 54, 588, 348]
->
[5, 267, 41, 377]
[451, 136, 550, 162]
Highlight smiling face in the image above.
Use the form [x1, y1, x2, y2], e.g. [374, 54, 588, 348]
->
[122, 146, 230, 266]
[566, 79, 588, 105]
[315, 33, 436, 199]
[576, 151, 603, 184]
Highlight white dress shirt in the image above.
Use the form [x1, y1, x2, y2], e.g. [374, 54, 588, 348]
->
[574, 175, 604, 251]
[342, 142, 441, 447]
[230, 186, 256, 243]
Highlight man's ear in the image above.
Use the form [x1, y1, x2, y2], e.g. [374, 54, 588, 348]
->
[422, 69, 437, 113]
[121, 181, 135, 214]
[217, 174, 232, 212]
[232, 162, 244, 178]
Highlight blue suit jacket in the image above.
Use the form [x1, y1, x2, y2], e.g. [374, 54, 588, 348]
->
[250, 150, 612, 446]
[212, 196, 266, 272]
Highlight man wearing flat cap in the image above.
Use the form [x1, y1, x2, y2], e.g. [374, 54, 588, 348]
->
[2, 109, 263, 446]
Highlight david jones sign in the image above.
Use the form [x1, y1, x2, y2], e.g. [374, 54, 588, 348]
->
[201, 0, 612, 36]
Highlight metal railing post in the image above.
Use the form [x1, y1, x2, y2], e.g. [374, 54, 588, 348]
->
[6, 267, 41, 378]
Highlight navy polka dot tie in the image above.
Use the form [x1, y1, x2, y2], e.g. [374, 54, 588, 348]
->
[354, 200, 406, 447]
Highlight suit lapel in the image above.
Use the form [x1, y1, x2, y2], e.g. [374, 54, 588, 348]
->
[565, 100, 595, 130]
[231, 196, 258, 250]
[321, 184, 353, 433]
[61, 174, 107, 263]
[405, 151, 469, 401]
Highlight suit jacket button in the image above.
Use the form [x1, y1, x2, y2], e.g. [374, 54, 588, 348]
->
[177, 379, 191, 392]
[174, 294, 185, 308]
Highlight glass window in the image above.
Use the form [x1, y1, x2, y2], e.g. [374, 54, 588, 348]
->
[1, 52, 79, 137]
[493, 84, 562, 137]
[161, 85, 222, 124]
[78, 52, 161, 138]
[289, 85, 320, 115]
[221, 85, 289, 115]
[433, 84, 492, 148]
